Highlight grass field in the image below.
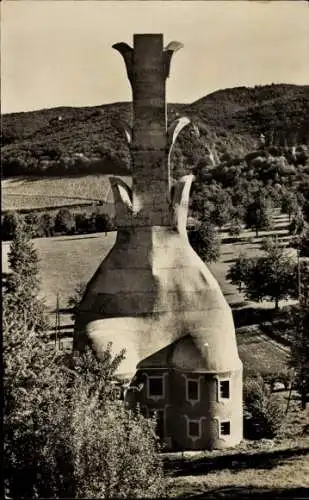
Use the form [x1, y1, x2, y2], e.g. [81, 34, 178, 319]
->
[2, 175, 131, 211]
[165, 395, 309, 498]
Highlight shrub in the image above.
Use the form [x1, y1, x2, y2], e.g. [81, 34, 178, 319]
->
[39, 212, 55, 237]
[54, 208, 76, 235]
[4, 303, 166, 499]
[243, 374, 285, 439]
[2, 211, 22, 240]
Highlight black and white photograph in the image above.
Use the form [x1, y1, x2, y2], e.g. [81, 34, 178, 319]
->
[2, 0, 309, 498]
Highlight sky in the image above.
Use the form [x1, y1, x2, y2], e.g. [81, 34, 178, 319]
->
[1, 0, 309, 114]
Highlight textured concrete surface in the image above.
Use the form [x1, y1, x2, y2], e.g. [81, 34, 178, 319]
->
[74, 34, 243, 450]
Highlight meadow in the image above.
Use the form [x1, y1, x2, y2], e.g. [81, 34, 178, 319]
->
[1, 175, 131, 211]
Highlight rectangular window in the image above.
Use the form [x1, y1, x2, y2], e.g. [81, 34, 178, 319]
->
[220, 380, 230, 399]
[188, 380, 199, 401]
[188, 420, 200, 438]
[148, 377, 164, 397]
[220, 421, 230, 436]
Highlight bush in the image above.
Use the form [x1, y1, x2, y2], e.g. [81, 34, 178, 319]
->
[2, 211, 22, 240]
[4, 310, 166, 499]
[54, 208, 76, 235]
[243, 374, 285, 439]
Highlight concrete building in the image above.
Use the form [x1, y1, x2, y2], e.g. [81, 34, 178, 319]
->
[74, 34, 243, 450]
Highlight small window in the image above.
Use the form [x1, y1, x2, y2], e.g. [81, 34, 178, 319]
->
[188, 420, 200, 437]
[220, 380, 230, 399]
[188, 380, 199, 401]
[148, 377, 163, 397]
[220, 421, 230, 436]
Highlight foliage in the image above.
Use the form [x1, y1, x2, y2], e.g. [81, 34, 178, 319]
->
[54, 208, 76, 234]
[243, 374, 285, 439]
[280, 191, 299, 221]
[299, 227, 309, 257]
[93, 211, 115, 233]
[227, 238, 296, 309]
[75, 212, 91, 234]
[39, 212, 55, 237]
[5, 227, 47, 331]
[289, 207, 305, 236]
[244, 194, 272, 236]
[289, 306, 309, 410]
[2, 210, 22, 240]
[24, 211, 41, 238]
[4, 301, 166, 499]
[226, 252, 253, 292]
[68, 281, 87, 322]
[189, 220, 221, 263]
[2, 84, 308, 178]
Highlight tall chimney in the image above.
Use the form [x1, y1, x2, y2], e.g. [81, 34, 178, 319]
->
[112, 34, 183, 226]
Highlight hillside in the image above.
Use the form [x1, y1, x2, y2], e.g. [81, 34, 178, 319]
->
[2, 84, 309, 178]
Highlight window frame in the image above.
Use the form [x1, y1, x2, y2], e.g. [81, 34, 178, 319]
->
[219, 420, 231, 437]
[219, 379, 230, 400]
[215, 376, 231, 402]
[147, 375, 165, 400]
[187, 418, 201, 440]
[186, 377, 200, 404]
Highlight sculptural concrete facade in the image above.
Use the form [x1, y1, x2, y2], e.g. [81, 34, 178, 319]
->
[74, 34, 243, 450]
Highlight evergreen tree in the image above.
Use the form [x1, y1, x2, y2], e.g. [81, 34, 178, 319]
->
[6, 228, 46, 330]
[289, 307, 309, 410]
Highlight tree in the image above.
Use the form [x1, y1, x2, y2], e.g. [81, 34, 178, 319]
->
[24, 211, 40, 238]
[244, 194, 272, 236]
[4, 302, 166, 499]
[93, 212, 114, 234]
[54, 208, 75, 235]
[289, 207, 305, 236]
[189, 220, 221, 263]
[299, 228, 309, 257]
[243, 373, 284, 439]
[211, 189, 233, 228]
[39, 212, 55, 237]
[228, 238, 296, 309]
[75, 212, 90, 234]
[226, 253, 253, 292]
[289, 306, 309, 410]
[280, 191, 299, 221]
[2, 211, 22, 240]
[5, 228, 46, 330]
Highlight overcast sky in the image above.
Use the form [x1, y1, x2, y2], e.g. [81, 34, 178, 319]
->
[1, 0, 309, 114]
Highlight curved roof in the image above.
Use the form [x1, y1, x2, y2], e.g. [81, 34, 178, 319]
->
[74, 226, 242, 376]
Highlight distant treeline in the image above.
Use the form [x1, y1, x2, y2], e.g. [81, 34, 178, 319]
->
[2, 84, 309, 178]
[2, 207, 115, 241]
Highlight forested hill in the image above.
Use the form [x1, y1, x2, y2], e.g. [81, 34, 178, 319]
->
[2, 83, 309, 178]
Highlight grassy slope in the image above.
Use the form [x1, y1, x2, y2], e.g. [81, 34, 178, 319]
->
[2, 175, 131, 211]
[166, 396, 309, 498]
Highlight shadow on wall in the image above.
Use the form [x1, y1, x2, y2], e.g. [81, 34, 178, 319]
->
[164, 446, 309, 477]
